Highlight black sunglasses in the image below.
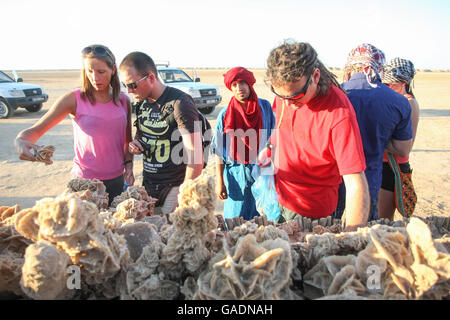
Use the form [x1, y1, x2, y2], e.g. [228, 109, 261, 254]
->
[122, 74, 149, 90]
[81, 45, 114, 61]
[271, 73, 312, 101]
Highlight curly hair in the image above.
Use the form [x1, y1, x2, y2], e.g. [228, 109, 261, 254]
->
[266, 40, 344, 96]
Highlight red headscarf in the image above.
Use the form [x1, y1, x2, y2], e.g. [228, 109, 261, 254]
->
[223, 67, 263, 164]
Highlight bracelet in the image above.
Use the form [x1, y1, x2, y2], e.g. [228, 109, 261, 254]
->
[124, 160, 133, 165]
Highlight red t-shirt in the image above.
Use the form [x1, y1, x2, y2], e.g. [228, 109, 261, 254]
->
[272, 85, 366, 218]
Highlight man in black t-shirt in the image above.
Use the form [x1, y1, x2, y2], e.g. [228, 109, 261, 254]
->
[119, 52, 204, 215]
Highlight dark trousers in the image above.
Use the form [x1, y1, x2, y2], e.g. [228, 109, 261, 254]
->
[101, 174, 124, 206]
[333, 182, 346, 219]
[334, 182, 378, 221]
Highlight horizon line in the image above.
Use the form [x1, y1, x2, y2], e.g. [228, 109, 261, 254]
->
[4, 67, 450, 73]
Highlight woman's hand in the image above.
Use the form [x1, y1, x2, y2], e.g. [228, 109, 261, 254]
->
[14, 138, 39, 162]
[13, 91, 76, 162]
[129, 139, 144, 155]
[216, 181, 228, 200]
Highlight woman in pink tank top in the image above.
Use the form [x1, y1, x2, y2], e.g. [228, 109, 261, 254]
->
[378, 58, 420, 220]
[14, 44, 134, 205]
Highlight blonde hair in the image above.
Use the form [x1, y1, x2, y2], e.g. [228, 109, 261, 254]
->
[80, 44, 121, 105]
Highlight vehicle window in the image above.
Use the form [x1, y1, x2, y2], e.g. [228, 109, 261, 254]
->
[159, 69, 193, 83]
[0, 71, 14, 83]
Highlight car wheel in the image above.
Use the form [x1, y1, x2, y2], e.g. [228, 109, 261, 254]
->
[199, 106, 215, 115]
[25, 104, 43, 112]
[0, 98, 13, 119]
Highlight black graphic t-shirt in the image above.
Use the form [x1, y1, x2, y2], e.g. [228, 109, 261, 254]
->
[134, 86, 199, 187]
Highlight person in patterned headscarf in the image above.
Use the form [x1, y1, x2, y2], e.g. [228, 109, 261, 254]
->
[343, 43, 386, 86]
[211, 67, 275, 221]
[378, 58, 420, 220]
[336, 45, 414, 221]
[382, 57, 416, 94]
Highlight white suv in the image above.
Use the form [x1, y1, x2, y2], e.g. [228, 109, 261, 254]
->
[0, 71, 48, 118]
[157, 66, 221, 115]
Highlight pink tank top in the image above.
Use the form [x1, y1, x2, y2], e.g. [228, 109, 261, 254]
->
[71, 89, 128, 180]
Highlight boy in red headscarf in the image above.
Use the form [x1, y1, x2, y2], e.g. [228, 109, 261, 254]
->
[211, 67, 275, 221]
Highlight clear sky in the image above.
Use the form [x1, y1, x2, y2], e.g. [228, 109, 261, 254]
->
[1, 0, 449, 70]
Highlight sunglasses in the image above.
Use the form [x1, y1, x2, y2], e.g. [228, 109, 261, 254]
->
[81, 45, 114, 61]
[271, 73, 312, 101]
[122, 74, 149, 90]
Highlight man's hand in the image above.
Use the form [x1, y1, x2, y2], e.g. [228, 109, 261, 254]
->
[14, 138, 39, 162]
[342, 172, 370, 231]
[181, 131, 203, 182]
[129, 139, 144, 155]
[257, 145, 273, 167]
[124, 163, 135, 186]
[216, 181, 228, 200]
[386, 138, 413, 158]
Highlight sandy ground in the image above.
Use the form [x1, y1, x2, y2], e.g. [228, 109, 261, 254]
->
[1, 69, 449, 220]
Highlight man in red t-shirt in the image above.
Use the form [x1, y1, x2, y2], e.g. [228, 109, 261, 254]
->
[262, 41, 370, 231]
